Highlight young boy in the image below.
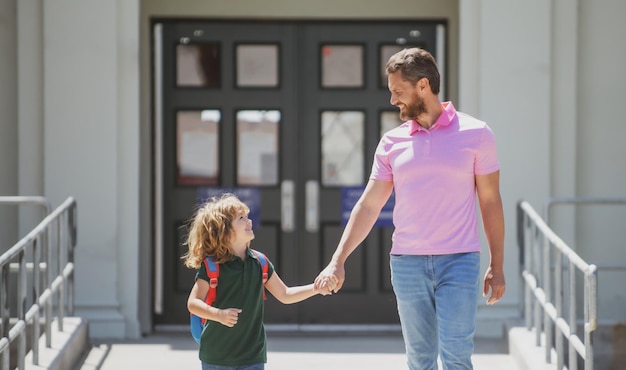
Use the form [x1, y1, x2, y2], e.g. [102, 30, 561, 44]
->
[183, 193, 336, 370]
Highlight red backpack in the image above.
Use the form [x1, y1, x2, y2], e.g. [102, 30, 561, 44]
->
[190, 249, 269, 343]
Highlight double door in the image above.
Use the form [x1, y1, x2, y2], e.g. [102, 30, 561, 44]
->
[153, 20, 444, 325]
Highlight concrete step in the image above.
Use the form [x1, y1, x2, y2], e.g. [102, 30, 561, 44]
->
[508, 326, 558, 370]
[73, 343, 109, 370]
[23, 317, 89, 370]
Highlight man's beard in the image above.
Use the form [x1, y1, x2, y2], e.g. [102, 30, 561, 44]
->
[399, 94, 427, 121]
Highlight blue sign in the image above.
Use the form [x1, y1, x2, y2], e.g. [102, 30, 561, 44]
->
[341, 186, 395, 227]
[197, 187, 261, 227]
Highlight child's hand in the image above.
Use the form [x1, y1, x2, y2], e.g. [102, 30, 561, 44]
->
[315, 275, 339, 296]
[217, 308, 242, 327]
[315, 261, 345, 294]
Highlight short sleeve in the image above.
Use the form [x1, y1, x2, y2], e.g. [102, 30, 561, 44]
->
[475, 125, 500, 175]
[195, 261, 209, 282]
[370, 137, 394, 181]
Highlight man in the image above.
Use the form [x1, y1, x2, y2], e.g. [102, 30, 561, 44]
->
[315, 47, 505, 370]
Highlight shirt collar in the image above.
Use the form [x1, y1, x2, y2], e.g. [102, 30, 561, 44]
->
[409, 101, 456, 135]
[228, 247, 255, 263]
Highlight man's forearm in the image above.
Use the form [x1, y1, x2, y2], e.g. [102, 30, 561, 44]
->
[331, 202, 381, 264]
[481, 200, 505, 270]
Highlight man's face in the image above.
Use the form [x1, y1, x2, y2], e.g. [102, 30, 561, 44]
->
[388, 71, 426, 121]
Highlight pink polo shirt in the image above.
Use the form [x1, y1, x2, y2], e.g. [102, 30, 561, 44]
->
[371, 102, 500, 255]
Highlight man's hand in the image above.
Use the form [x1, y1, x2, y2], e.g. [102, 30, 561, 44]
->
[483, 266, 505, 305]
[314, 261, 345, 294]
[314, 274, 339, 296]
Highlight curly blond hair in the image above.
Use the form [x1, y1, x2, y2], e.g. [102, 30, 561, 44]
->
[182, 193, 250, 268]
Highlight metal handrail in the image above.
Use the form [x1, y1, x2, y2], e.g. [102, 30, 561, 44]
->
[545, 196, 626, 220]
[517, 200, 597, 370]
[0, 197, 77, 370]
[545, 197, 626, 274]
[0, 196, 51, 216]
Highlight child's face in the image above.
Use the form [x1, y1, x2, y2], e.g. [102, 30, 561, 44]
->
[231, 210, 254, 245]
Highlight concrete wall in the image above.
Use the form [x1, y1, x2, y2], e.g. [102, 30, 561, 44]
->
[575, 0, 626, 323]
[49, 0, 141, 338]
[470, 0, 552, 332]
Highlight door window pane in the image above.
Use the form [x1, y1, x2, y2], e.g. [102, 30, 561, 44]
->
[236, 110, 280, 185]
[321, 111, 364, 186]
[176, 110, 220, 186]
[379, 44, 422, 88]
[380, 111, 404, 137]
[321, 45, 364, 88]
[236, 44, 279, 87]
[176, 43, 220, 87]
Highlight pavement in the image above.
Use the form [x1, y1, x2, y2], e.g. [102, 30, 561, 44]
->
[79, 330, 521, 370]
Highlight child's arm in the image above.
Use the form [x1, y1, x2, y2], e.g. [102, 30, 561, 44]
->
[265, 272, 337, 304]
[187, 279, 242, 327]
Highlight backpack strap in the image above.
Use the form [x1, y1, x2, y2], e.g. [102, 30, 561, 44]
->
[251, 249, 269, 300]
[201, 256, 220, 325]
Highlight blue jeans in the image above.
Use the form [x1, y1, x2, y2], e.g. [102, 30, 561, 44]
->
[201, 363, 264, 370]
[390, 253, 480, 370]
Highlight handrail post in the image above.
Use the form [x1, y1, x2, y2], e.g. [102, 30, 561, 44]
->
[68, 203, 77, 315]
[17, 250, 27, 370]
[585, 265, 598, 370]
[33, 236, 41, 365]
[57, 216, 65, 332]
[543, 233, 552, 364]
[533, 222, 542, 346]
[524, 214, 532, 330]
[1, 264, 8, 370]
[45, 225, 52, 347]
[555, 251, 564, 369]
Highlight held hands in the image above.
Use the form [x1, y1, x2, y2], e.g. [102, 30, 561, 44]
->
[314, 261, 345, 295]
[314, 274, 339, 296]
[483, 266, 505, 305]
[217, 308, 242, 327]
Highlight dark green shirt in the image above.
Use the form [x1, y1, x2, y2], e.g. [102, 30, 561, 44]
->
[195, 248, 275, 366]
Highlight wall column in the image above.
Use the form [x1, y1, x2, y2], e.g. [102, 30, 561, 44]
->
[43, 0, 127, 338]
[17, 0, 46, 234]
[0, 0, 18, 248]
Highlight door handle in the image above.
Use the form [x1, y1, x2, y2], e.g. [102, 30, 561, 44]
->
[281, 180, 295, 232]
[153, 23, 164, 314]
[305, 180, 319, 232]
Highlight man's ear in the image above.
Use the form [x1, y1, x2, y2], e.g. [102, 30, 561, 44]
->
[418, 78, 430, 92]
